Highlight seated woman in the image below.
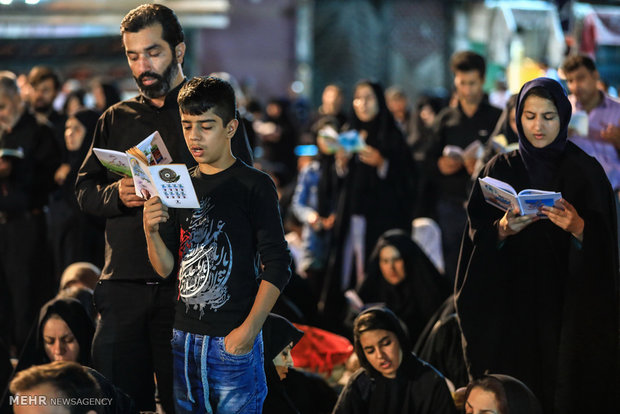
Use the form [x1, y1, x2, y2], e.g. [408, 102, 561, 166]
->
[333, 306, 455, 414]
[263, 313, 338, 414]
[456, 77, 618, 412]
[357, 229, 451, 344]
[462, 374, 542, 414]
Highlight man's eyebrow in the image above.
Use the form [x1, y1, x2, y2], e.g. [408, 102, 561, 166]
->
[126, 44, 161, 54]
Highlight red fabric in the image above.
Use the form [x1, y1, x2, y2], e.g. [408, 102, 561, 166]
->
[290, 324, 353, 374]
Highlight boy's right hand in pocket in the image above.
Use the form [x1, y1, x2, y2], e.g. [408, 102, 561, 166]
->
[143, 196, 169, 234]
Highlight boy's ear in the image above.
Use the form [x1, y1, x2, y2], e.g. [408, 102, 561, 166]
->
[226, 119, 239, 139]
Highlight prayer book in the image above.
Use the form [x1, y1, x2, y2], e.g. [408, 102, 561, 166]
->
[317, 126, 366, 154]
[0, 147, 24, 158]
[443, 139, 483, 161]
[478, 176, 561, 216]
[93, 131, 199, 208]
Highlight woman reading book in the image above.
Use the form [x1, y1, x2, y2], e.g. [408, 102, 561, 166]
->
[455, 77, 618, 413]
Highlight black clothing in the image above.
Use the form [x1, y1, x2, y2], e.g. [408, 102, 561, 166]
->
[428, 102, 501, 203]
[333, 357, 455, 414]
[456, 147, 619, 412]
[413, 295, 468, 389]
[75, 82, 192, 413]
[92, 280, 175, 412]
[50, 109, 105, 277]
[87, 368, 138, 414]
[160, 161, 291, 337]
[0, 111, 60, 351]
[319, 82, 416, 330]
[262, 314, 305, 414]
[283, 368, 338, 414]
[337, 307, 455, 414]
[358, 229, 451, 344]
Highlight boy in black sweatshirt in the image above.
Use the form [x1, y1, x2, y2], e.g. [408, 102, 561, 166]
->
[143, 76, 291, 413]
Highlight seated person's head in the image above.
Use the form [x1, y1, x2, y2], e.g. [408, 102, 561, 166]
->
[177, 76, 239, 166]
[59, 262, 100, 292]
[10, 361, 102, 414]
[38, 298, 94, 365]
[352, 306, 411, 379]
[463, 374, 542, 414]
[262, 313, 304, 380]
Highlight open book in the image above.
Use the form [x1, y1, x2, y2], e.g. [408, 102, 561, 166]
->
[317, 126, 366, 154]
[0, 147, 25, 159]
[478, 176, 561, 216]
[443, 140, 483, 161]
[93, 131, 199, 208]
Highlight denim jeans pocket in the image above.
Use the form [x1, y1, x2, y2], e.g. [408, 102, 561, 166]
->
[216, 337, 253, 362]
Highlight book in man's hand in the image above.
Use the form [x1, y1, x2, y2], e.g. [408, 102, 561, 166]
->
[478, 176, 562, 216]
[93, 131, 199, 209]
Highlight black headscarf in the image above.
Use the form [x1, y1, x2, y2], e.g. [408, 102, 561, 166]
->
[358, 229, 450, 343]
[353, 306, 412, 378]
[516, 77, 572, 188]
[36, 298, 95, 367]
[263, 313, 304, 362]
[464, 374, 543, 414]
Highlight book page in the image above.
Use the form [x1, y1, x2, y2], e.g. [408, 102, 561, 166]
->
[134, 131, 172, 165]
[517, 192, 562, 216]
[93, 148, 132, 177]
[149, 164, 199, 209]
[127, 153, 157, 199]
[478, 177, 519, 212]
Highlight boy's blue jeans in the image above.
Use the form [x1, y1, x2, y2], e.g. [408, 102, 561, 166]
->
[172, 328, 267, 413]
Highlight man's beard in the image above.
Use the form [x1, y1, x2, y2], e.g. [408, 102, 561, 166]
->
[33, 100, 53, 114]
[135, 60, 178, 100]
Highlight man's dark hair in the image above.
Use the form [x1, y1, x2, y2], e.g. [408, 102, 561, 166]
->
[178, 77, 237, 125]
[451, 50, 486, 79]
[560, 54, 597, 74]
[10, 361, 103, 414]
[27, 66, 61, 91]
[120, 3, 184, 52]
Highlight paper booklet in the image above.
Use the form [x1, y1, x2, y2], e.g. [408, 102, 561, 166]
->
[317, 126, 366, 154]
[93, 131, 199, 209]
[0, 147, 25, 159]
[443, 140, 483, 161]
[478, 176, 562, 216]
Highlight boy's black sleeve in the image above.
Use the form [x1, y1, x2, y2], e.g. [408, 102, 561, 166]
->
[251, 174, 292, 292]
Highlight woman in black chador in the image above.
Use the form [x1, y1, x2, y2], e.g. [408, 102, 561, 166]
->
[455, 77, 619, 413]
[333, 306, 455, 414]
[358, 229, 450, 344]
[319, 81, 416, 329]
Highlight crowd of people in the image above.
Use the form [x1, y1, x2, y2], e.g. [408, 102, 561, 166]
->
[0, 2, 618, 414]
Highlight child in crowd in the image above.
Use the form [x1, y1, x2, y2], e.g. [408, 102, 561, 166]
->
[142, 76, 291, 413]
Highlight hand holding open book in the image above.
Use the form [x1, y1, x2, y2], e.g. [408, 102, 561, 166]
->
[93, 131, 199, 208]
[478, 176, 562, 217]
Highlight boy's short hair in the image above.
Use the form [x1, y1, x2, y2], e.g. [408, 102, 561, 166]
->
[121, 3, 184, 52]
[560, 54, 597, 74]
[451, 50, 486, 79]
[10, 361, 102, 414]
[178, 76, 237, 125]
[27, 66, 61, 90]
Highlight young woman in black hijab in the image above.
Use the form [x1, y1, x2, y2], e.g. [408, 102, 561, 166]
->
[456, 78, 618, 413]
[357, 229, 450, 344]
[333, 306, 454, 414]
[462, 374, 542, 414]
[319, 81, 416, 330]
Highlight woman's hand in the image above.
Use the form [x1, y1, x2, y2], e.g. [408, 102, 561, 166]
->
[541, 198, 584, 241]
[498, 206, 539, 240]
[358, 144, 384, 168]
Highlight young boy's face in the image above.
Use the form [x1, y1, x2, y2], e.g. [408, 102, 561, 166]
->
[180, 108, 237, 170]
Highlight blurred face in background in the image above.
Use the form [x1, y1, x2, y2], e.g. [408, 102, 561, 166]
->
[273, 342, 294, 380]
[379, 245, 406, 285]
[564, 66, 599, 107]
[42, 315, 80, 363]
[0, 91, 23, 131]
[322, 85, 343, 116]
[454, 70, 484, 106]
[64, 116, 86, 151]
[353, 84, 379, 122]
[30, 78, 58, 114]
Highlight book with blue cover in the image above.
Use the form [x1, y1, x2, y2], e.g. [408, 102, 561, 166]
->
[478, 176, 562, 216]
